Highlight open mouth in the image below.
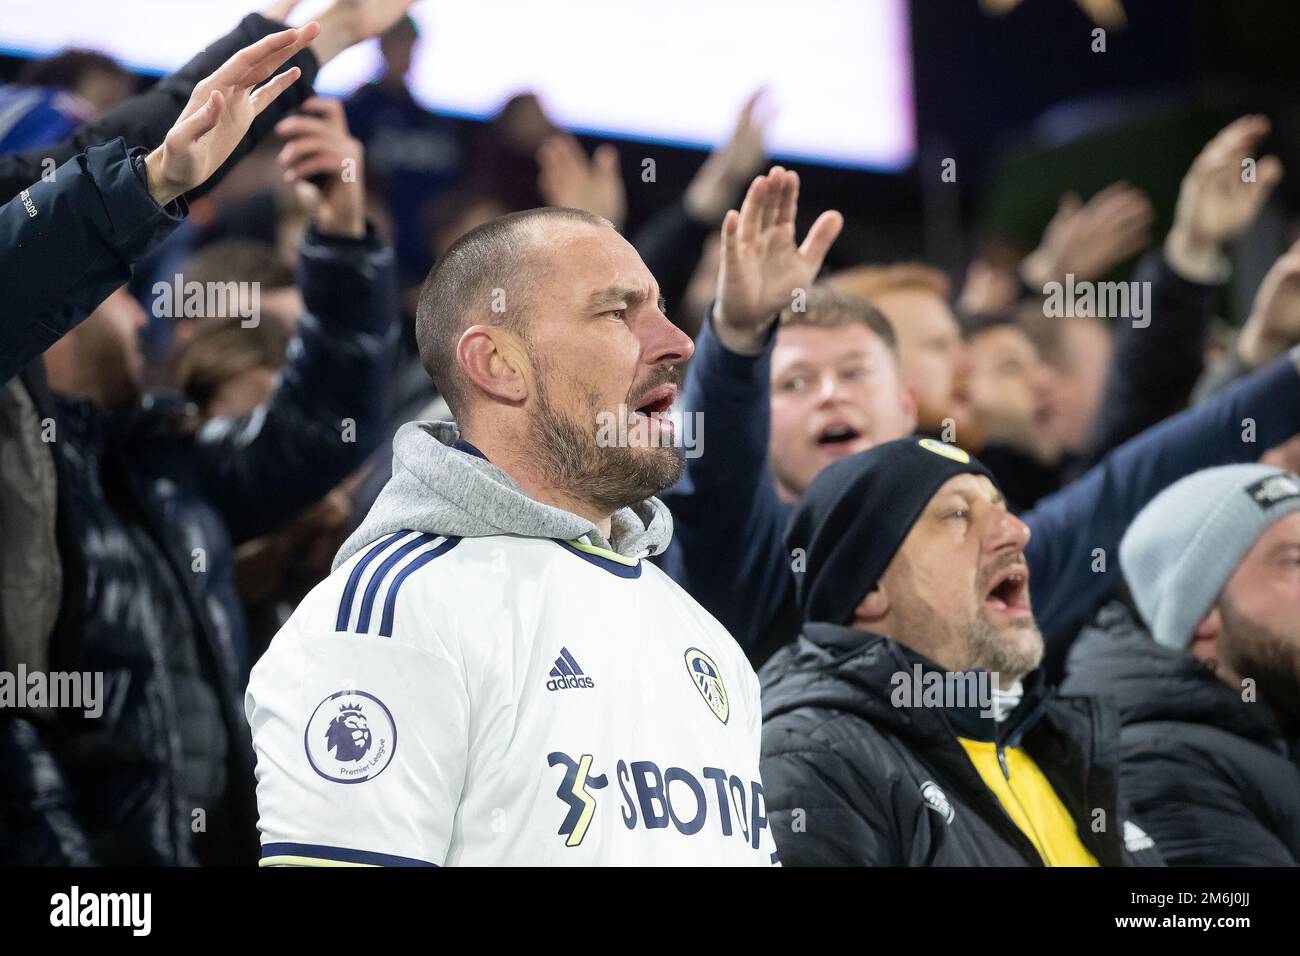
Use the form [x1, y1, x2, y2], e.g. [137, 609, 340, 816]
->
[816, 423, 862, 448]
[985, 565, 1030, 616]
[632, 384, 676, 417]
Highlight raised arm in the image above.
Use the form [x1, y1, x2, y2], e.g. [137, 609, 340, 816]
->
[194, 96, 397, 543]
[0, 1, 417, 205]
[0, 24, 317, 386]
[536, 133, 627, 231]
[633, 91, 770, 326]
[1026, 348, 1300, 641]
[659, 167, 841, 648]
[1017, 181, 1155, 296]
[1080, 116, 1283, 466]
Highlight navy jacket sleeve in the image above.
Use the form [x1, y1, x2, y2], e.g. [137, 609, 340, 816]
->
[658, 315, 793, 649]
[1, 139, 186, 386]
[0, 13, 318, 205]
[1075, 251, 1220, 473]
[1026, 351, 1300, 639]
[192, 224, 398, 544]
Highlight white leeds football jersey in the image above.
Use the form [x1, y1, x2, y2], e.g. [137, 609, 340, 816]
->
[246, 530, 777, 866]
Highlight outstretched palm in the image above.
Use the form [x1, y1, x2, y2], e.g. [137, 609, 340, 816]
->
[1174, 114, 1283, 246]
[714, 166, 843, 350]
[147, 23, 319, 205]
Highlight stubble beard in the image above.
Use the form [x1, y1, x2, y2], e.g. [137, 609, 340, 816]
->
[1219, 594, 1300, 725]
[965, 609, 1043, 688]
[530, 371, 684, 515]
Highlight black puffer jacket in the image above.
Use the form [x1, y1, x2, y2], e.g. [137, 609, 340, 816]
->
[760, 623, 1163, 866]
[1063, 600, 1300, 865]
[0, 226, 396, 866]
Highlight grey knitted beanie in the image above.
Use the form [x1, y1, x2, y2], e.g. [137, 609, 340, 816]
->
[1120, 464, 1300, 649]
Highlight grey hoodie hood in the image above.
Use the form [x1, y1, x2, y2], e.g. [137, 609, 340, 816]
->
[334, 421, 674, 570]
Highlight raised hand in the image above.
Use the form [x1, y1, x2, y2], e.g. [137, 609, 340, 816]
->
[713, 166, 843, 353]
[144, 23, 319, 206]
[537, 133, 627, 230]
[275, 96, 367, 238]
[1166, 115, 1284, 282]
[684, 89, 772, 225]
[1237, 239, 1300, 367]
[1019, 182, 1154, 288]
[303, 0, 420, 65]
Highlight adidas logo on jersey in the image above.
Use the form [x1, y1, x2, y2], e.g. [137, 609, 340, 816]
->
[547, 647, 595, 691]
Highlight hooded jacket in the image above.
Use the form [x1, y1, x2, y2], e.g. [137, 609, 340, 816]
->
[334, 421, 673, 568]
[1064, 600, 1300, 865]
[759, 624, 1163, 866]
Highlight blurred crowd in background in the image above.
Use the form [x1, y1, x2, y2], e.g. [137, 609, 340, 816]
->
[1, 0, 1298, 867]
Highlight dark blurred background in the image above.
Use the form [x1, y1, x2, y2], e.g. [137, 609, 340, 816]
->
[5, 1, 1298, 274]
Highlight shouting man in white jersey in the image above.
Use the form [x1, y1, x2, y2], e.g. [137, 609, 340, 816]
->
[246, 166, 840, 865]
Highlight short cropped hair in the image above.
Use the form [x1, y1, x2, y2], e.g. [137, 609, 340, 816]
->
[826, 262, 952, 303]
[958, 309, 1021, 343]
[778, 284, 898, 354]
[415, 206, 611, 417]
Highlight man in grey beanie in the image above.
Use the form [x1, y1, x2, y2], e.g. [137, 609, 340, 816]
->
[1064, 463, 1300, 865]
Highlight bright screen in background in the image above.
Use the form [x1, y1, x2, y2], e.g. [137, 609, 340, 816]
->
[0, 0, 915, 170]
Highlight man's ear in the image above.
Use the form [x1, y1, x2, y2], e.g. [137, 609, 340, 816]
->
[1188, 606, 1222, 668]
[850, 586, 891, 630]
[456, 324, 529, 405]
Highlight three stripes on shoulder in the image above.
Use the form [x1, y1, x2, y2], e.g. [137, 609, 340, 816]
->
[335, 531, 460, 637]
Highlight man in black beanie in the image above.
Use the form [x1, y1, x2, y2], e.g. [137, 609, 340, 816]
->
[760, 436, 1163, 866]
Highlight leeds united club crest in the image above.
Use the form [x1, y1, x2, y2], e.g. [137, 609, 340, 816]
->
[684, 647, 729, 724]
